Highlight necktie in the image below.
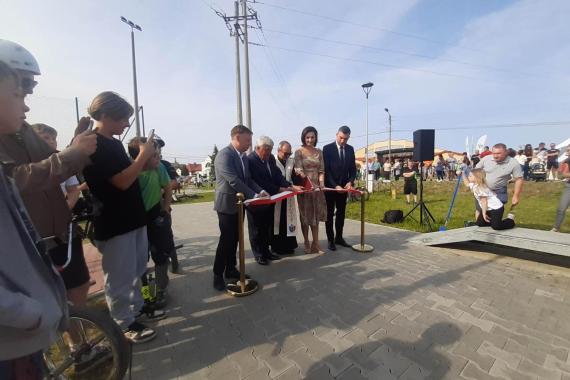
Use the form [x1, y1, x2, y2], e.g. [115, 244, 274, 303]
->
[340, 146, 345, 165]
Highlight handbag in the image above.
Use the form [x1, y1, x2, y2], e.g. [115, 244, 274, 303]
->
[381, 210, 404, 224]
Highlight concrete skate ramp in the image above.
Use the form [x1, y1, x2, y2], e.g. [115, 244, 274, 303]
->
[408, 226, 570, 257]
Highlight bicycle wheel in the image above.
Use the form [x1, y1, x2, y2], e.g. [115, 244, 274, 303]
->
[43, 305, 130, 380]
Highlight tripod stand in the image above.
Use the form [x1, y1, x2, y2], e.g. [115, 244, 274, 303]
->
[403, 162, 436, 230]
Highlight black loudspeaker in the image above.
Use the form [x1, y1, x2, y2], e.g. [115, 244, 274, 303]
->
[413, 129, 435, 161]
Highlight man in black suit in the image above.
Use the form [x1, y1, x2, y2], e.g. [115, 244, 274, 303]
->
[213, 125, 266, 290]
[323, 126, 357, 251]
[246, 136, 301, 265]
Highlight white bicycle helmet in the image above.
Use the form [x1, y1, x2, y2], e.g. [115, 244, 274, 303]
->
[0, 39, 41, 75]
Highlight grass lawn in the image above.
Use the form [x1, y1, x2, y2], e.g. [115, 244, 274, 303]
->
[172, 189, 215, 205]
[346, 180, 570, 233]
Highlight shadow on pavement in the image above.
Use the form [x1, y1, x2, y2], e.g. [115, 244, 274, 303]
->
[129, 232, 490, 379]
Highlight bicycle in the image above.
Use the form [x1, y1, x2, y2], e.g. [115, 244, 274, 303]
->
[43, 305, 130, 380]
[42, 212, 130, 380]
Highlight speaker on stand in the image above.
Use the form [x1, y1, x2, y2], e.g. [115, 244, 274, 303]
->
[404, 129, 436, 230]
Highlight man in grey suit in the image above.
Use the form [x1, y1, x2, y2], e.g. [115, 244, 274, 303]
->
[213, 125, 267, 291]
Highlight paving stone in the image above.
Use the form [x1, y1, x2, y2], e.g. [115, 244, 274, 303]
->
[243, 366, 271, 380]
[258, 351, 294, 379]
[336, 365, 367, 380]
[518, 358, 563, 380]
[460, 362, 502, 380]
[284, 348, 317, 377]
[477, 341, 522, 369]
[544, 354, 570, 373]
[274, 366, 301, 380]
[322, 353, 352, 377]
[304, 364, 334, 380]
[489, 359, 536, 380]
[228, 349, 262, 378]
[317, 330, 354, 353]
[369, 344, 414, 378]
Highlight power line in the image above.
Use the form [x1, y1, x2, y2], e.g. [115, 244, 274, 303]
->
[249, 42, 505, 84]
[251, 24, 304, 125]
[261, 28, 541, 78]
[250, 0, 480, 52]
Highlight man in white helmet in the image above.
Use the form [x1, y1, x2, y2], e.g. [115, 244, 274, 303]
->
[0, 40, 104, 371]
[0, 39, 96, 243]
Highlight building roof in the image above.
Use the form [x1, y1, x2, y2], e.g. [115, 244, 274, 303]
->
[355, 139, 463, 160]
[186, 163, 202, 173]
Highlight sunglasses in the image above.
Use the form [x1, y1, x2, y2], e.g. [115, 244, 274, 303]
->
[21, 77, 38, 93]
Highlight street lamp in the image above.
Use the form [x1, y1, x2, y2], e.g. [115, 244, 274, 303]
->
[121, 16, 142, 137]
[384, 108, 392, 170]
[361, 82, 373, 192]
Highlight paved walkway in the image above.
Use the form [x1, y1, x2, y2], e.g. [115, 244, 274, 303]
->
[127, 202, 570, 380]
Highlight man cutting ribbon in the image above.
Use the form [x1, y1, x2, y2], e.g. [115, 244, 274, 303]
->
[323, 126, 357, 251]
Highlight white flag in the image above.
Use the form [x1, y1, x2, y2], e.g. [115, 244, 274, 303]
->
[475, 135, 487, 152]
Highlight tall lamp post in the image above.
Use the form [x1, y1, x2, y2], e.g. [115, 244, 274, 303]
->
[384, 108, 392, 169]
[385, 108, 396, 199]
[121, 16, 142, 138]
[361, 82, 374, 192]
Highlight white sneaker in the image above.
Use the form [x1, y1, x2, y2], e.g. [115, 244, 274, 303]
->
[507, 213, 515, 220]
[551, 228, 559, 232]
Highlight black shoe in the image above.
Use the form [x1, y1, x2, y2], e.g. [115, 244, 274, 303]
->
[334, 238, 351, 247]
[170, 254, 180, 274]
[213, 275, 226, 291]
[74, 345, 113, 374]
[256, 257, 269, 265]
[267, 253, 282, 261]
[124, 322, 156, 344]
[328, 241, 337, 251]
[225, 269, 251, 281]
[136, 305, 167, 322]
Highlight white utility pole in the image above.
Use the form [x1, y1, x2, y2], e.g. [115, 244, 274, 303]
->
[234, 1, 243, 125]
[242, 0, 252, 131]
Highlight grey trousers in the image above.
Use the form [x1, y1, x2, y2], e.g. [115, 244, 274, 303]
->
[554, 182, 570, 229]
[96, 227, 148, 329]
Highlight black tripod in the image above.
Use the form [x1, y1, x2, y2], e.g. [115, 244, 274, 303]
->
[403, 162, 436, 230]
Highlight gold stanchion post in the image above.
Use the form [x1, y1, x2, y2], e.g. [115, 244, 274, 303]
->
[227, 193, 260, 297]
[352, 190, 374, 252]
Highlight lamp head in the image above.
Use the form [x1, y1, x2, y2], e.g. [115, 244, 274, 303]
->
[361, 82, 374, 89]
[384, 108, 389, 113]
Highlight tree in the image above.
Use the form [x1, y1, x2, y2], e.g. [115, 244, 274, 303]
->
[209, 145, 218, 181]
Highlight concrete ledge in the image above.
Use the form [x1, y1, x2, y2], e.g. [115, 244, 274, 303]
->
[408, 227, 570, 257]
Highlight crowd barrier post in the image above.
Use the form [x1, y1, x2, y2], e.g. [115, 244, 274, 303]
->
[226, 193, 259, 297]
[352, 189, 374, 253]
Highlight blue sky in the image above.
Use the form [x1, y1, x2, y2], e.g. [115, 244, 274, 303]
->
[1, 0, 569, 163]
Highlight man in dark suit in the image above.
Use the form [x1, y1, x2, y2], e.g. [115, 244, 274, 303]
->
[323, 126, 357, 251]
[213, 125, 266, 291]
[246, 136, 301, 265]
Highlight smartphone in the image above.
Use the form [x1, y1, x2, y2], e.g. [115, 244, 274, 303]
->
[148, 129, 155, 140]
[88, 120, 94, 131]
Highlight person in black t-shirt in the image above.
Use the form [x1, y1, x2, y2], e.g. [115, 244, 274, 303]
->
[402, 160, 419, 205]
[546, 143, 560, 180]
[83, 92, 165, 344]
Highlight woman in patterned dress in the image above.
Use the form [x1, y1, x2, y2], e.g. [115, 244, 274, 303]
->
[294, 126, 327, 254]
